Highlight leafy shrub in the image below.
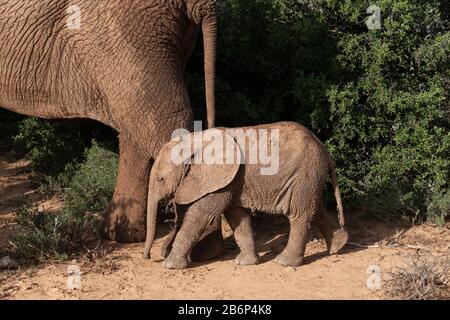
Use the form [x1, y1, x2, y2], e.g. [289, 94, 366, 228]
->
[10, 203, 101, 262]
[10, 143, 118, 262]
[12, 118, 87, 175]
[323, 0, 450, 223]
[11, 117, 117, 177]
[64, 142, 118, 215]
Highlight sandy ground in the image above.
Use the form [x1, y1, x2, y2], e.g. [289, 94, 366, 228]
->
[0, 149, 449, 300]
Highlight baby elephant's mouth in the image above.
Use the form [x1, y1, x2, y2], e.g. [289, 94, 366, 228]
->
[157, 198, 176, 213]
[163, 193, 175, 203]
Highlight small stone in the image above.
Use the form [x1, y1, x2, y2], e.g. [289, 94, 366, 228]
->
[0, 256, 19, 270]
[284, 267, 296, 273]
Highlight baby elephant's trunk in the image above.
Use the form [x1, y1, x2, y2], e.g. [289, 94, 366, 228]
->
[328, 160, 345, 229]
[143, 193, 159, 259]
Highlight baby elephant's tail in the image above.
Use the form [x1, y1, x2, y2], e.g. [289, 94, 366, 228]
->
[329, 159, 345, 229]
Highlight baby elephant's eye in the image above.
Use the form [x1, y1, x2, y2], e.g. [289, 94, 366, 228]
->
[158, 177, 165, 182]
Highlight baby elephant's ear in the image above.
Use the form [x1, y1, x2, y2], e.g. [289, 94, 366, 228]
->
[175, 130, 241, 205]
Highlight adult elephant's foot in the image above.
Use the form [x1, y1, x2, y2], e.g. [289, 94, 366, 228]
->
[235, 252, 260, 266]
[274, 253, 304, 268]
[103, 196, 147, 243]
[164, 253, 189, 270]
[103, 135, 153, 243]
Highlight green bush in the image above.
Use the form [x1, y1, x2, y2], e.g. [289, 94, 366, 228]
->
[12, 118, 87, 175]
[11, 117, 117, 177]
[322, 0, 450, 223]
[10, 143, 118, 261]
[10, 202, 101, 262]
[64, 142, 118, 215]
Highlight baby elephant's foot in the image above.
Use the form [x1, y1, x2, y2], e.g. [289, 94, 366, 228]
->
[329, 229, 349, 255]
[164, 254, 189, 270]
[235, 253, 260, 266]
[274, 253, 304, 267]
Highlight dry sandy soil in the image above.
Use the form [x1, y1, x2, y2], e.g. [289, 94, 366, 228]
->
[0, 149, 449, 300]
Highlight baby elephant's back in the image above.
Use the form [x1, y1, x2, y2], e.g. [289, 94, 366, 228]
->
[230, 121, 331, 169]
[223, 122, 332, 214]
[280, 122, 330, 169]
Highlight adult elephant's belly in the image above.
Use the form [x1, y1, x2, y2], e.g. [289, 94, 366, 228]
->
[0, 73, 112, 126]
[0, 74, 113, 127]
[0, 1, 114, 127]
[0, 41, 112, 126]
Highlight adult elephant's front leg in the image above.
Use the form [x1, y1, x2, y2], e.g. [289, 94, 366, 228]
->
[103, 135, 153, 243]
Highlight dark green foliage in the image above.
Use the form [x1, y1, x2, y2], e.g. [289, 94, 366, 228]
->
[321, 0, 450, 223]
[10, 143, 118, 261]
[11, 117, 117, 176]
[0, 109, 23, 149]
[63, 142, 118, 215]
[12, 118, 87, 175]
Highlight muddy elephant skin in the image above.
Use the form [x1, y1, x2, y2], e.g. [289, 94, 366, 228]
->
[144, 122, 349, 269]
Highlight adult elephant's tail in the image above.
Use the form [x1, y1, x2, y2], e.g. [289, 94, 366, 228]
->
[202, 15, 217, 129]
[329, 159, 345, 229]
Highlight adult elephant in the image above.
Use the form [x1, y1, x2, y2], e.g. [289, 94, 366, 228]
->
[0, 0, 217, 242]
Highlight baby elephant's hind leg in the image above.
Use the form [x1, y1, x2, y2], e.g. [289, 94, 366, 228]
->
[274, 214, 310, 267]
[225, 207, 259, 266]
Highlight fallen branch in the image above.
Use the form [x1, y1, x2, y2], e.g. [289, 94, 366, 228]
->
[403, 245, 432, 252]
[347, 242, 380, 249]
[346, 242, 432, 252]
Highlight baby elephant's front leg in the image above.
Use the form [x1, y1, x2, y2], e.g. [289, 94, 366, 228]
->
[225, 207, 259, 266]
[164, 194, 229, 269]
[163, 212, 204, 269]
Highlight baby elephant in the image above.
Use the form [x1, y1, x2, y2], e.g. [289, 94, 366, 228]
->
[144, 122, 348, 269]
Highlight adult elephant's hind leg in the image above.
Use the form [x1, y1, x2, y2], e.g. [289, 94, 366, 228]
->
[103, 135, 153, 243]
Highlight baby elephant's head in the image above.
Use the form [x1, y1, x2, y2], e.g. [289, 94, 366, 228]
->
[149, 140, 186, 202]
